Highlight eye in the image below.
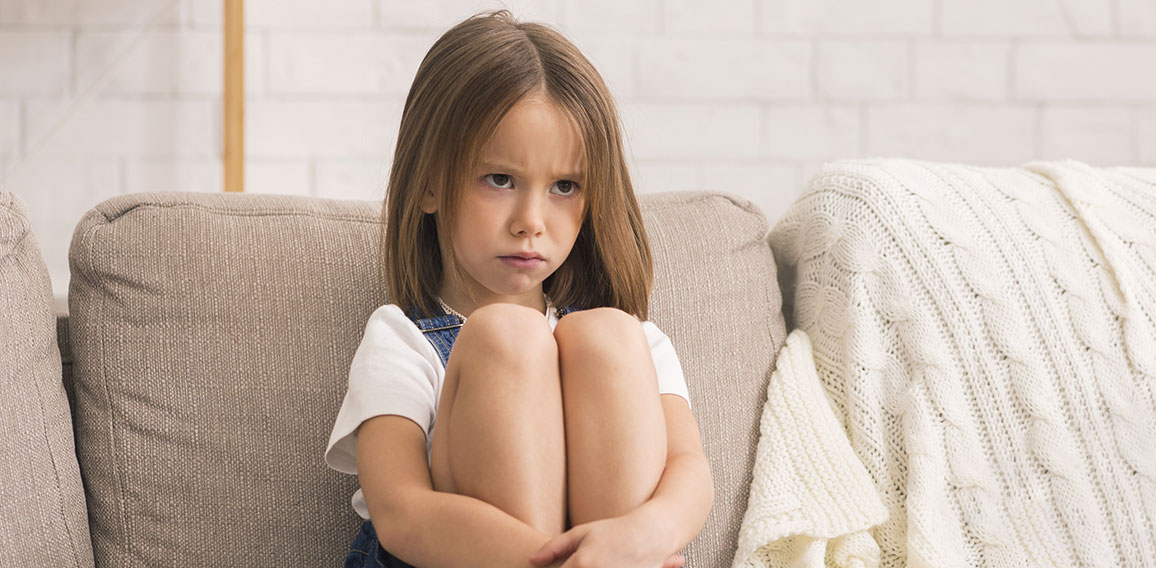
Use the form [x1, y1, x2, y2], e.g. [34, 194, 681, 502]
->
[483, 173, 514, 189]
[551, 180, 579, 196]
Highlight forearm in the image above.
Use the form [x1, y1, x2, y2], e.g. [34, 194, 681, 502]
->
[627, 452, 714, 555]
[372, 489, 562, 568]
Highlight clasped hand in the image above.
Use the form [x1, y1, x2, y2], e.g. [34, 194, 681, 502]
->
[529, 515, 685, 568]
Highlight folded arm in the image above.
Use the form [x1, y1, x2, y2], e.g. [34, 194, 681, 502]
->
[530, 393, 714, 565]
[357, 415, 563, 568]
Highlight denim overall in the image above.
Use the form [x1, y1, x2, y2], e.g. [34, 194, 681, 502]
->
[343, 303, 579, 568]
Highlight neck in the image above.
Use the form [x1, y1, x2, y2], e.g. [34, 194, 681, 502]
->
[437, 287, 547, 317]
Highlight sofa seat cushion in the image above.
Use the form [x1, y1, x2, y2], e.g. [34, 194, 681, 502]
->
[0, 191, 93, 567]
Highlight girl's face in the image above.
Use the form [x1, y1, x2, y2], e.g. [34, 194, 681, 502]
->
[424, 94, 586, 313]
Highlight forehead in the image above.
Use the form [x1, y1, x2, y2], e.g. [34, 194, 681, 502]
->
[479, 95, 584, 176]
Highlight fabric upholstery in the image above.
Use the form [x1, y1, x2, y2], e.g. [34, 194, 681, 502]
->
[66, 190, 786, 567]
[644, 192, 788, 565]
[0, 191, 94, 568]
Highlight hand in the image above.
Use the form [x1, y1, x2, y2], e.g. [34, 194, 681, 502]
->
[529, 517, 685, 568]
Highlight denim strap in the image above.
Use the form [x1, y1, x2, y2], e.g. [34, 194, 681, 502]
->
[405, 303, 580, 368]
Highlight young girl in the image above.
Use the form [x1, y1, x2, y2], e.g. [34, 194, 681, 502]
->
[325, 11, 713, 567]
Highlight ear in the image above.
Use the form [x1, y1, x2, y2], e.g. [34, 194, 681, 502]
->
[420, 188, 437, 214]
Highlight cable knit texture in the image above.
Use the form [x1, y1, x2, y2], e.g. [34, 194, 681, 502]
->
[767, 159, 1156, 567]
[734, 329, 888, 568]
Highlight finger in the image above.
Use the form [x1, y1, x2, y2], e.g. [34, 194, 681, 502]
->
[529, 529, 582, 566]
[662, 553, 686, 568]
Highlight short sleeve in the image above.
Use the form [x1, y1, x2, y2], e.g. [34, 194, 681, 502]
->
[641, 321, 691, 409]
[324, 305, 442, 475]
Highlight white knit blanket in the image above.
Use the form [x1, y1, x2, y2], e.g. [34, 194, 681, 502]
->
[733, 329, 888, 568]
[766, 159, 1156, 567]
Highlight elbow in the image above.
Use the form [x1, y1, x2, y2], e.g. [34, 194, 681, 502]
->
[364, 491, 422, 555]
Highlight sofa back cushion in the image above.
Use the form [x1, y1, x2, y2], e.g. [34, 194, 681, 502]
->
[0, 191, 94, 567]
[67, 190, 785, 566]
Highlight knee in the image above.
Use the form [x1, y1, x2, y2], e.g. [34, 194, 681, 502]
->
[554, 307, 647, 359]
[456, 303, 556, 364]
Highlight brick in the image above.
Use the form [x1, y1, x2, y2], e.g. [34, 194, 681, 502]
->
[1040, 107, 1133, 165]
[268, 33, 429, 95]
[379, 0, 563, 30]
[1016, 43, 1156, 101]
[76, 31, 221, 95]
[0, 101, 17, 157]
[245, 161, 313, 196]
[562, 0, 660, 34]
[124, 159, 313, 195]
[124, 160, 219, 192]
[1120, 0, 1156, 35]
[24, 99, 216, 158]
[1138, 108, 1156, 164]
[941, 0, 1112, 36]
[817, 41, 908, 100]
[763, 0, 934, 35]
[316, 161, 389, 201]
[694, 163, 800, 226]
[632, 162, 699, 195]
[625, 103, 762, 160]
[0, 32, 69, 95]
[765, 105, 860, 160]
[189, 0, 375, 27]
[915, 42, 1009, 100]
[247, 99, 403, 158]
[638, 39, 810, 100]
[0, 0, 181, 25]
[866, 104, 1035, 164]
[4, 159, 121, 297]
[633, 161, 799, 225]
[570, 38, 636, 98]
[665, 0, 757, 34]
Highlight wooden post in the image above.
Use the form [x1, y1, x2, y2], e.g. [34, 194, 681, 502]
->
[224, 0, 244, 192]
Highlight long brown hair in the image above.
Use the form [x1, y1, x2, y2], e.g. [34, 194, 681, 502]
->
[382, 10, 652, 319]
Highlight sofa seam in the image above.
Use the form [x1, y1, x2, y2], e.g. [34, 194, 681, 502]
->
[32, 344, 84, 568]
[80, 218, 133, 562]
[99, 202, 382, 225]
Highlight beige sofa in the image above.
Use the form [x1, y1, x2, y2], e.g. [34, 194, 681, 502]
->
[4, 159, 1154, 568]
[2, 188, 783, 567]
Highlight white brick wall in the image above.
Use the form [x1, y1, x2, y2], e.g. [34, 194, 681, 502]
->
[0, 0, 1154, 298]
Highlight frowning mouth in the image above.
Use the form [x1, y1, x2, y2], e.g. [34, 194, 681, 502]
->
[499, 252, 545, 269]
[503, 251, 545, 260]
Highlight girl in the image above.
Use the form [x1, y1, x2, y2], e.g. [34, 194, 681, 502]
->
[325, 11, 713, 568]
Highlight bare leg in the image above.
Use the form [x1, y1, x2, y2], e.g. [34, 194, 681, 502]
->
[428, 303, 568, 536]
[555, 308, 668, 526]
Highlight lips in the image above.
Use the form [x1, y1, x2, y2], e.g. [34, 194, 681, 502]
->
[504, 251, 544, 260]
[499, 251, 545, 269]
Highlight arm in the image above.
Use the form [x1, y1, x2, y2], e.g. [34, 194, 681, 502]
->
[356, 415, 564, 568]
[627, 394, 714, 553]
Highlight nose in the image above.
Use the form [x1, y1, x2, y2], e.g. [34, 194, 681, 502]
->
[510, 191, 545, 238]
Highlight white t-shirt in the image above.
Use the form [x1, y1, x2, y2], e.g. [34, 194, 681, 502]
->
[324, 303, 691, 520]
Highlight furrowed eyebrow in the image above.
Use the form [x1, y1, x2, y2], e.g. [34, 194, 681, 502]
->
[480, 161, 584, 182]
[480, 161, 521, 174]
